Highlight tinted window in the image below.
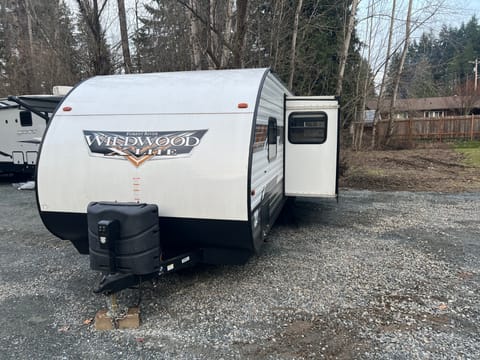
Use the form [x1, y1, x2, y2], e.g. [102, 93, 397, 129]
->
[20, 111, 32, 127]
[288, 112, 327, 144]
[268, 117, 277, 161]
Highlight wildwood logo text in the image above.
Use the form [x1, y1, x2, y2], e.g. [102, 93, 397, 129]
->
[83, 130, 208, 167]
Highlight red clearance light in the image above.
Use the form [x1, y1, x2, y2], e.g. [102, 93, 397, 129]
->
[63, 106, 72, 112]
[238, 103, 248, 109]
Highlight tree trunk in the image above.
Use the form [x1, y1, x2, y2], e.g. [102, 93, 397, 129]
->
[386, 0, 413, 143]
[355, 0, 374, 150]
[372, 0, 396, 149]
[335, 0, 359, 97]
[271, 0, 285, 71]
[76, 0, 111, 75]
[288, 0, 303, 89]
[222, 0, 234, 68]
[117, 0, 132, 73]
[134, 0, 142, 71]
[233, 0, 248, 68]
[186, 0, 202, 69]
[177, 0, 237, 69]
[206, 0, 217, 69]
[23, 0, 35, 92]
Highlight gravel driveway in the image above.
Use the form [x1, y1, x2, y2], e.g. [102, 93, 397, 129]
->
[0, 183, 479, 359]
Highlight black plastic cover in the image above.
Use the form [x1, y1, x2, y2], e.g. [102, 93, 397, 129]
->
[87, 202, 160, 275]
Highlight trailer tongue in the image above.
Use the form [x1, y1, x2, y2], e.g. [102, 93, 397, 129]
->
[88, 201, 203, 294]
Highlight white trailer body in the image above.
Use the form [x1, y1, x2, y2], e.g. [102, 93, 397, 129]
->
[36, 68, 338, 265]
[285, 97, 339, 197]
[0, 96, 63, 176]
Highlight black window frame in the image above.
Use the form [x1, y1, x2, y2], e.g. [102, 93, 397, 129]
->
[19, 110, 33, 127]
[268, 117, 277, 161]
[288, 111, 328, 144]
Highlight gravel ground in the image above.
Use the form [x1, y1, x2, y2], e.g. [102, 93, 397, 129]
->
[0, 183, 479, 359]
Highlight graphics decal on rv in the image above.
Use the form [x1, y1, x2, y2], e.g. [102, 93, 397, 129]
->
[83, 129, 208, 167]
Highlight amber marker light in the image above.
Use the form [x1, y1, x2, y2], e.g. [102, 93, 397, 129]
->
[238, 103, 248, 109]
[63, 106, 72, 112]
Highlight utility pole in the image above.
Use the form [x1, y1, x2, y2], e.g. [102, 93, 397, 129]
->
[469, 58, 478, 92]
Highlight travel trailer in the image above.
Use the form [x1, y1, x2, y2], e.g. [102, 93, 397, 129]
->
[0, 90, 68, 177]
[36, 68, 339, 293]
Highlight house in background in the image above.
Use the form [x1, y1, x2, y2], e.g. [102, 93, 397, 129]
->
[355, 95, 480, 142]
[365, 95, 480, 124]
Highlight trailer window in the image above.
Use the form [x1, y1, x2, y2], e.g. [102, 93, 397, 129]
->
[20, 111, 32, 127]
[288, 112, 327, 144]
[268, 117, 277, 161]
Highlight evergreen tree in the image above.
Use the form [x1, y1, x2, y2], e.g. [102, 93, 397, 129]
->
[133, 0, 364, 96]
[134, 1, 192, 73]
[31, 0, 83, 90]
[386, 16, 480, 99]
[0, 0, 83, 96]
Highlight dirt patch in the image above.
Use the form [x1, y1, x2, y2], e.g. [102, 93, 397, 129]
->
[237, 313, 369, 360]
[340, 147, 480, 192]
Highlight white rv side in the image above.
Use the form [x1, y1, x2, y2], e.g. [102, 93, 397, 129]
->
[0, 95, 66, 177]
[36, 68, 339, 270]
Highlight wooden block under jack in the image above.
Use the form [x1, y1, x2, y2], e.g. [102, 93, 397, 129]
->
[94, 307, 140, 330]
[95, 309, 114, 330]
[118, 307, 140, 329]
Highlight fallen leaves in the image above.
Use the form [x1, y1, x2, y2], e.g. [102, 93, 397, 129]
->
[438, 303, 448, 311]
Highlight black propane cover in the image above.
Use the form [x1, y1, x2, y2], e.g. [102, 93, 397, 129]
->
[87, 202, 160, 275]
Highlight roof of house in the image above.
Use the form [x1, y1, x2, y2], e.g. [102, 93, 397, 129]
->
[367, 96, 480, 112]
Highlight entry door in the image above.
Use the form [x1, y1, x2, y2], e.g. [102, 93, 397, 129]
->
[285, 96, 339, 197]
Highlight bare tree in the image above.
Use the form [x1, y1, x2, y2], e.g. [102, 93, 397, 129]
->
[0, 0, 85, 95]
[12, 0, 37, 93]
[269, 0, 286, 71]
[351, 0, 448, 148]
[386, 0, 413, 143]
[288, 0, 303, 89]
[336, 0, 359, 96]
[178, 0, 249, 69]
[371, 0, 396, 148]
[186, 0, 202, 69]
[357, 0, 376, 150]
[222, 0, 234, 67]
[76, 0, 112, 75]
[25, 0, 35, 89]
[133, 0, 142, 71]
[233, 0, 248, 68]
[117, 0, 132, 73]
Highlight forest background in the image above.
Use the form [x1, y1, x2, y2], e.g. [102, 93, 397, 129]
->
[1, 0, 480, 142]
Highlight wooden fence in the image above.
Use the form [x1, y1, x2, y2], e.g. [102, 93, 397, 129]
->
[355, 115, 480, 142]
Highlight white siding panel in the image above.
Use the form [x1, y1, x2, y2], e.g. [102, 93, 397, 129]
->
[38, 113, 252, 221]
[250, 74, 292, 211]
[0, 107, 45, 166]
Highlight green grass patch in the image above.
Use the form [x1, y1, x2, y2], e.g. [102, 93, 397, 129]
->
[453, 141, 480, 167]
[365, 169, 386, 177]
[453, 140, 480, 149]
